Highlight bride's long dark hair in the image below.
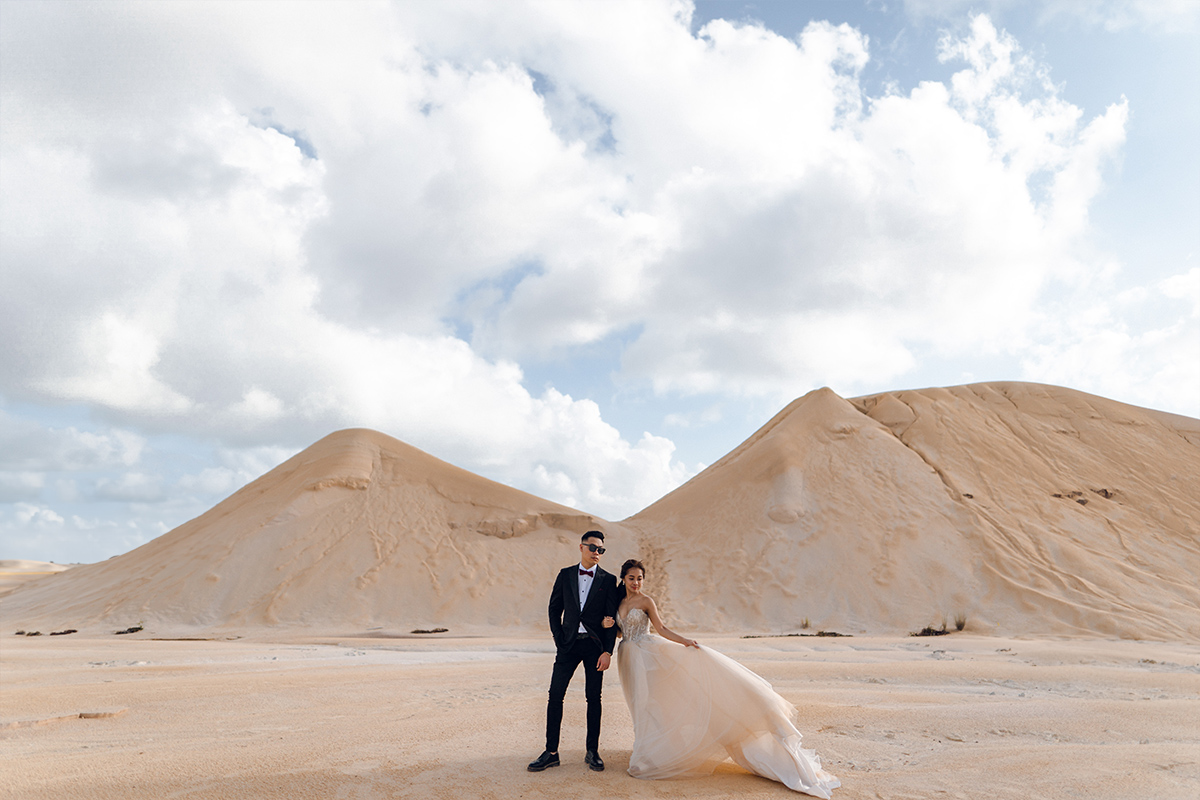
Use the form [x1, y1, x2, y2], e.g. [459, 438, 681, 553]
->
[615, 558, 645, 604]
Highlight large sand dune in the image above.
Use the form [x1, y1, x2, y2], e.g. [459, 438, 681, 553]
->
[626, 382, 1200, 639]
[2, 382, 1197, 640]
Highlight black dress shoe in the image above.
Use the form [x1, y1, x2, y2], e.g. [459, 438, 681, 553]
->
[584, 750, 605, 771]
[527, 750, 560, 772]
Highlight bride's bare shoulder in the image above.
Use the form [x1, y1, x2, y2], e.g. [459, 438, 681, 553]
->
[623, 594, 653, 611]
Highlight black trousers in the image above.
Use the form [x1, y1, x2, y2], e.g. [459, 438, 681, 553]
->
[545, 637, 604, 752]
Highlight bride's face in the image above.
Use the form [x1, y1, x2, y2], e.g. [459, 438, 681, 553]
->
[624, 568, 644, 595]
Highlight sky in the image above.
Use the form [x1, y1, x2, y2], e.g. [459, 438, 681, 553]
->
[1, 0, 1197, 564]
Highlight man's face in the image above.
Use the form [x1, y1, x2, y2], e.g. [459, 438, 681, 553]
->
[579, 537, 604, 568]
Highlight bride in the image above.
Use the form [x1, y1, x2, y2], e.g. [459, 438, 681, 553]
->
[602, 559, 840, 798]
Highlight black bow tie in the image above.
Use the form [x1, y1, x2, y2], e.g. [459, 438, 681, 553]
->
[579, 569, 594, 577]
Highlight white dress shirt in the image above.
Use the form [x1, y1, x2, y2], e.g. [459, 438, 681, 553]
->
[577, 563, 594, 634]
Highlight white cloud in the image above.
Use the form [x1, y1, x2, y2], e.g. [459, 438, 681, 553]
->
[1041, 0, 1199, 33]
[664, 404, 724, 429]
[602, 14, 1128, 398]
[0, 411, 145, 471]
[92, 472, 166, 503]
[13, 502, 64, 528]
[1, 8, 696, 520]
[0, 506, 150, 563]
[214, 445, 299, 479]
[175, 467, 249, 498]
[502, 390, 698, 517]
[904, 0, 1199, 33]
[1159, 268, 1200, 317]
[0, 5, 1115, 382]
[1020, 267, 1200, 415]
[0, 472, 44, 503]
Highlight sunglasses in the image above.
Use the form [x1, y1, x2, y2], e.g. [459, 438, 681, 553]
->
[583, 543, 606, 554]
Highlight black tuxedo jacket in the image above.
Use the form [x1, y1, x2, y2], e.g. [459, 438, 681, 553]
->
[548, 564, 619, 654]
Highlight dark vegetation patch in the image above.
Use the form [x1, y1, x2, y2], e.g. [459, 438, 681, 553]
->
[410, 627, 449, 634]
[49, 629, 77, 636]
[1051, 489, 1116, 504]
[911, 624, 951, 637]
[114, 625, 144, 635]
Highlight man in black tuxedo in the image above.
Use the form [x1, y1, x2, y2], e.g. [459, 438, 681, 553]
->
[527, 530, 619, 773]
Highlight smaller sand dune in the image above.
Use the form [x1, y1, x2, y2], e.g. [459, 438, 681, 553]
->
[0, 430, 632, 635]
[0, 561, 71, 599]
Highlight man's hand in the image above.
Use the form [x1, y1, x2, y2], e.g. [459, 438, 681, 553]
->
[597, 651, 612, 671]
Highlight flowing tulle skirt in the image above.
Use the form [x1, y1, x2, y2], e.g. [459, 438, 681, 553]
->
[618, 632, 840, 798]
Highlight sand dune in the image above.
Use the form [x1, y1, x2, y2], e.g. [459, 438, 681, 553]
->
[626, 382, 1200, 639]
[1, 382, 1196, 640]
[0, 429, 633, 635]
[0, 560, 70, 599]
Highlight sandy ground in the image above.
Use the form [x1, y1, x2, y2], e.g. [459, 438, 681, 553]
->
[2, 633, 1198, 799]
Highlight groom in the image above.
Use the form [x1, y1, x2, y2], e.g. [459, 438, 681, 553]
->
[528, 530, 620, 773]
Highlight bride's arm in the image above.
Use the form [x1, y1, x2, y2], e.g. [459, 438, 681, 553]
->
[644, 598, 699, 648]
[601, 615, 622, 637]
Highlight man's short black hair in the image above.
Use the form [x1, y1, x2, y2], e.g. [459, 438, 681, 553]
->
[581, 530, 604, 543]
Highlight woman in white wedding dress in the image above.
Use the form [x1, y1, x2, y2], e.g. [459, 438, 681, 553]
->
[602, 559, 840, 798]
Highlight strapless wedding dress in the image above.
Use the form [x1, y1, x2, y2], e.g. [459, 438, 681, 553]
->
[617, 608, 840, 798]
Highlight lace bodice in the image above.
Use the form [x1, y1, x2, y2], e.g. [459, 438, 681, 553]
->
[620, 607, 652, 643]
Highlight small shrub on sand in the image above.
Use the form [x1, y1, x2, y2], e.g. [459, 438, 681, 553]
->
[911, 622, 950, 637]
